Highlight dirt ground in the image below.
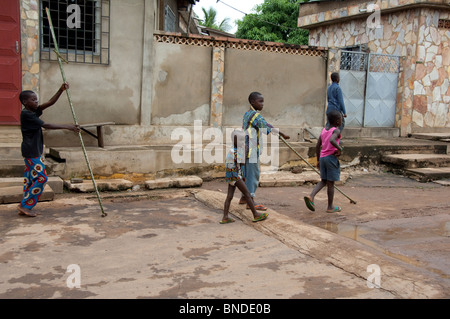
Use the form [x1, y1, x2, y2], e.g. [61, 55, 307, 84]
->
[0, 165, 448, 302]
[200, 166, 450, 285]
[0, 187, 398, 301]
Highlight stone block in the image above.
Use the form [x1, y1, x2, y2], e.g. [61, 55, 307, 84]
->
[0, 184, 54, 204]
[64, 179, 133, 192]
[382, 153, 450, 168]
[145, 176, 203, 190]
[0, 176, 64, 194]
[145, 178, 172, 190]
[260, 171, 348, 187]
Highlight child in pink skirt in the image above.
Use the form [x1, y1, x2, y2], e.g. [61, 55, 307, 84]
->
[304, 110, 343, 213]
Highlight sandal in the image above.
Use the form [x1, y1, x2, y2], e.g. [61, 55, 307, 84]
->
[17, 205, 37, 217]
[304, 196, 315, 212]
[220, 218, 235, 224]
[252, 212, 269, 222]
[326, 206, 341, 213]
[246, 204, 268, 211]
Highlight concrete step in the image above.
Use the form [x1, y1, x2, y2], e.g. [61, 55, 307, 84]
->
[47, 144, 309, 179]
[0, 126, 22, 144]
[0, 156, 66, 178]
[0, 184, 54, 204]
[0, 176, 64, 194]
[433, 179, 450, 186]
[381, 153, 450, 169]
[0, 159, 25, 177]
[411, 132, 450, 142]
[341, 127, 400, 139]
[0, 142, 22, 158]
[405, 167, 450, 182]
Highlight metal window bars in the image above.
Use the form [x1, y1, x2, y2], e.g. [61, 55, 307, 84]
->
[367, 53, 400, 73]
[341, 51, 399, 73]
[340, 51, 368, 72]
[438, 19, 450, 29]
[40, 0, 110, 65]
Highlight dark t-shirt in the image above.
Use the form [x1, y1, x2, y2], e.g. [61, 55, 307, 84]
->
[20, 107, 44, 158]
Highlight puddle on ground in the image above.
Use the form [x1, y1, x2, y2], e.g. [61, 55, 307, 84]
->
[313, 221, 450, 279]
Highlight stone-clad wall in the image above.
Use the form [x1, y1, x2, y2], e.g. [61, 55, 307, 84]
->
[20, 0, 40, 95]
[308, 8, 449, 134]
[414, 9, 450, 130]
[297, 0, 448, 29]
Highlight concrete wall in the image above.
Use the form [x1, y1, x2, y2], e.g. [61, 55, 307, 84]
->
[151, 42, 212, 126]
[150, 41, 327, 130]
[43, 32, 327, 147]
[40, 0, 146, 126]
[36, 4, 327, 148]
[151, 34, 327, 137]
[222, 49, 326, 128]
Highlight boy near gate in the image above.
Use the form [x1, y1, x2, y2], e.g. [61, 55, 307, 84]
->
[326, 72, 347, 132]
[239, 92, 290, 211]
[18, 83, 80, 217]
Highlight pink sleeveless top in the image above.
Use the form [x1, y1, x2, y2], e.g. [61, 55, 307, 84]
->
[320, 127, 341, 158]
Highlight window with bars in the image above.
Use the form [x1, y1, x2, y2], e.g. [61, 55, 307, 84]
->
[438, 19, 450, 30]
[40, 0, 110, 65]
[164, 5, 176, 32]
[340, 51, 368, 72]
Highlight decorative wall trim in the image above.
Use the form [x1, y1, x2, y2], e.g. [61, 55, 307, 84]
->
[154, 31, 327, 57]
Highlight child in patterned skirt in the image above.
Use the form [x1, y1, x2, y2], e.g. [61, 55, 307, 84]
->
[18, 83, 80, 217]
[221, 130, 268, 224]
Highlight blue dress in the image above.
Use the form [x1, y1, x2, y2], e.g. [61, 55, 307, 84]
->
[225, 147, 244, 183]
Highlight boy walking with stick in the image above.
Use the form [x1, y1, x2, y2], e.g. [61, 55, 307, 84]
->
[239, 92, 290, 211]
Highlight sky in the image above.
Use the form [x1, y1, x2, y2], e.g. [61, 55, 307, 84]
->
[193, 0, 265, 34]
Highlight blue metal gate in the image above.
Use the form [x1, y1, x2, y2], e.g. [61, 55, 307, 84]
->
[340, 51, 400, 128]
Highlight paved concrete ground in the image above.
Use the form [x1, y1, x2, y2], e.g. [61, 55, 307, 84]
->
[0, 169, 448, 301]
[0, 189, 395, 300]
[201, 168, 450, 296]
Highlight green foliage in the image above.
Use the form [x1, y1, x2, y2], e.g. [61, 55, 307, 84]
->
[235, 0, 309, 45]
[198, 7, 232, 32]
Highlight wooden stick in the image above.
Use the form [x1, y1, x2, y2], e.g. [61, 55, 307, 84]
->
[45, 8, 107, 217]
[248, 105, 356, 204]
[279, 135, 357, 204]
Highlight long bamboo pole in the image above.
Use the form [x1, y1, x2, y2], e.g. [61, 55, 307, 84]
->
[45, 8, 107, 217]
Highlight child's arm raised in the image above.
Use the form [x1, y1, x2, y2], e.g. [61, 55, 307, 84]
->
[40, 82, 69, 110]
